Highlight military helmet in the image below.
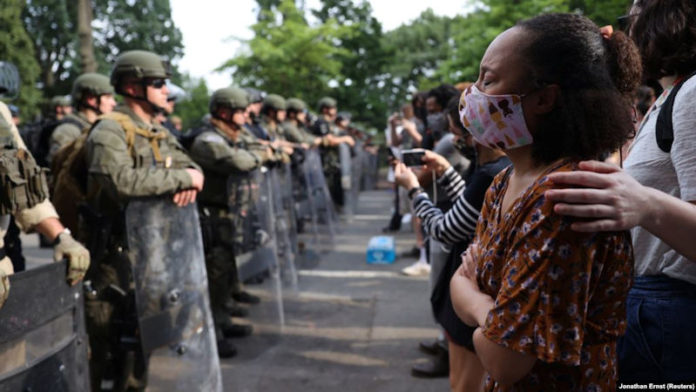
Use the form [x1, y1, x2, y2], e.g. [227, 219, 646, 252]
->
[263, 94, 286, 111]
[286, 98, 306, 112]
[0, 61, 20, 100]
[110, 50, 171, 91]
[209, 87, 249, 114]
[243, 87, 264, 103]
[317, 96, 337, 110]
[72, 73, 114, 103]
[51, 95, 72, 107]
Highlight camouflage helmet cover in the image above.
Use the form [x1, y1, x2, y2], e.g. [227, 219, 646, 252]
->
[209, 87, 249, 114]
[72, 73, 114, 103]
[110, 50, 171, 91]
[243, 87, 264, 103]
[286, 98, 306, 112]
[51, 95, 72, 107]
[317, 96, 337, 110]
[263, 94, 286, 111]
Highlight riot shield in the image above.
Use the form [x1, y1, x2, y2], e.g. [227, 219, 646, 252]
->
[269, 164, 298, 290]
[0, 261, 89, 392]
[302, 149, 337, 249]
[232, 168, 286, 327]
[124, 199, 222, 392]
[338, 142, 354, 218]
[349, 141, 364, 214]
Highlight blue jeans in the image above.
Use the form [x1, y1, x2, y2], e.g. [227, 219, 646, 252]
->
[618, 275, 696, 383]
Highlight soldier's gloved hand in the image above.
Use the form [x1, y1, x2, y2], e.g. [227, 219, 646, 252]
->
[0, 268, 9, 309]
[53, 231, 90, 286]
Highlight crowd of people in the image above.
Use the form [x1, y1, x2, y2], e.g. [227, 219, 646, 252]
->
[384, 0, 696, 390]
[2, 0, 696, 390]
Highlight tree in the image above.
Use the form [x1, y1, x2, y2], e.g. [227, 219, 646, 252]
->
[22, 0, 79, 97]
[0, 0, 42, 119]
[437, 0, 632, 85]
[312, 0, 391, 129]
[174, 75, 210, 131]
[380, 9, 462, 108]
[78, 0, 97, 73]
[92, 0, 185, 75]
[218, 0, 351, 111]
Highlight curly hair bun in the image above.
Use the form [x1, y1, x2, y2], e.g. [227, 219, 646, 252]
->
[606, 30, 643, 97]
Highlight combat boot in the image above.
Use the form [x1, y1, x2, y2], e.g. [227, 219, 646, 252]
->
[233, 290, 260, 304]
[217, 338, 238, 358]
[222, 322, 253, 338]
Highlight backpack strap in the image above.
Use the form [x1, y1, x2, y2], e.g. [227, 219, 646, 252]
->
[100, 112, 167, 164]
[656, 70, 696, 152]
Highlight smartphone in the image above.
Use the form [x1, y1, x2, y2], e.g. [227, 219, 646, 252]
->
[401, 148, 426, 167]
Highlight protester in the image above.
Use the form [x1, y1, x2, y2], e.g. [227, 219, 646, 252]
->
[545, 0, 696, 383]
[448, 13, 641, 390]
[394, 96, 510, 391]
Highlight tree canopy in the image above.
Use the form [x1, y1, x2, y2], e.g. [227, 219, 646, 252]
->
[220, 0, 633, 130]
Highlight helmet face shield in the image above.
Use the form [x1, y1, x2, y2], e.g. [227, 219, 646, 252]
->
[0, 62, 20, 100]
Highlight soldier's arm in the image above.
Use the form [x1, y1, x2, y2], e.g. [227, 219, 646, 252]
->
[191, 134, 262, 174]
[87, 121, 194, 198]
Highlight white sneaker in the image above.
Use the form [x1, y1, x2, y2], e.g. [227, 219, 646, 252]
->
[401, 259, 430, 276]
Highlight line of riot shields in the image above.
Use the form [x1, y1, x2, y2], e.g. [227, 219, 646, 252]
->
[0, 142, 378, 391]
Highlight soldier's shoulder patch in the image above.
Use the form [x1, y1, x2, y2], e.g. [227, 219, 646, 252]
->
[201, 132, 226, 144]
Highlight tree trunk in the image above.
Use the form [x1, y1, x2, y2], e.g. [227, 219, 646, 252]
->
[77, 0, 96, 73]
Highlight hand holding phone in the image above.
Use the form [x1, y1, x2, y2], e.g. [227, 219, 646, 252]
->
[401, 148, 426, 167]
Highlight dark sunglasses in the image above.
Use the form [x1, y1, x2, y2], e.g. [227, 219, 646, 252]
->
[147, 78, 167, 89]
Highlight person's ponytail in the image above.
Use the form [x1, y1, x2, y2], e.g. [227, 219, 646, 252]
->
[604, 30, 643, 98]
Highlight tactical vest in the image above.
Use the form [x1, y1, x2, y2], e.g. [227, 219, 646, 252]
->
[51, 111, 167, 235]
[0, 115, 49, 215]
[195, 127, 257, 210]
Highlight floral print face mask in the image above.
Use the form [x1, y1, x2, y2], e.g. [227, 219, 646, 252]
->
[458, 84, 534, 150]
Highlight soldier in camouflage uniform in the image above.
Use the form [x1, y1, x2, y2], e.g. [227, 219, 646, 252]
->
[310, 97, 355, 207]
[282, 98, 322, 148]
[0, 61, 90, 309]
[47, 73, 116, 165]
[188, 87, 273, 358]
[83, 50, 204, 391]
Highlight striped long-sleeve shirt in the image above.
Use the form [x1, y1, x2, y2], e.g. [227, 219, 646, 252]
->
[412, 157, 511, 246]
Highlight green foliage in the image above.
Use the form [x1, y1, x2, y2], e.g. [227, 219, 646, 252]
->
[218, 0, 352, 111]
[93, 0, 184, 75]
[174, 75, 210, 131]
[312, 0, 390, 128]
[381, 9, 463, 109]
[0, 0, 42, 119]
[22, 0, 79, 97]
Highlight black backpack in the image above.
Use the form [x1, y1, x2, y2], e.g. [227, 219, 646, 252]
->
[34, 117, 84, 167]
[655, 71, 696, 153]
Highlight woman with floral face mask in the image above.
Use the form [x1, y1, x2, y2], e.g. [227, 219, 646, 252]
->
[449, 13, 642, 391]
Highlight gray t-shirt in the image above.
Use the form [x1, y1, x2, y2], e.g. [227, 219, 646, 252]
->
[624, 76, 696, 284]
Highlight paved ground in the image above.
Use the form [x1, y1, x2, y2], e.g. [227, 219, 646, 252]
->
[21, 189, 449, 392]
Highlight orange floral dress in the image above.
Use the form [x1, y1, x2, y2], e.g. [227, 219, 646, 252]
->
[473, 162, 634, 392]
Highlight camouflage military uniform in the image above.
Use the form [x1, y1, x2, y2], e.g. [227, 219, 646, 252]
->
[84, 105, 199, 391]
[312, 116, 345, 206]
[188, 120, 263, 334]
[47, 112, 90, 164]
[281, 120, 315, 145]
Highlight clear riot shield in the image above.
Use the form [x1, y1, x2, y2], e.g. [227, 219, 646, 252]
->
[0, 261, 89, 392]
[302, 149, 337, 249]
[338, 142, 354, 218]
[349, 140, 364, 214]
[276, 162, 299, 288]
[234, 168, 286, 327]
[124, 200, 222, 392]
